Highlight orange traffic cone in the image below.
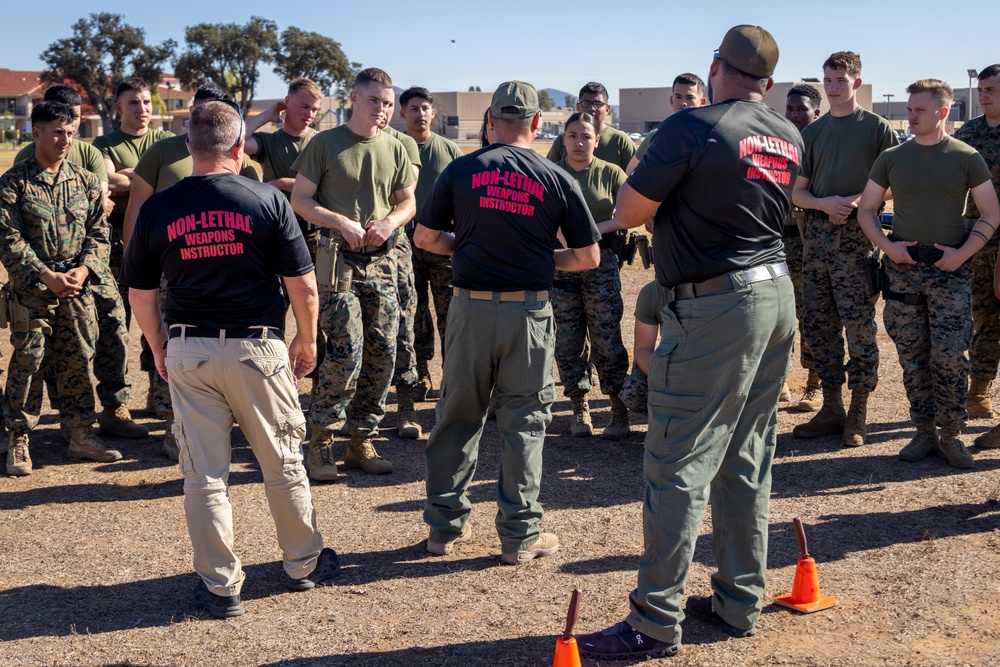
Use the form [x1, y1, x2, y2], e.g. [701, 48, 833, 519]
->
[775, 517, 838, 613]
[553, 588, 582, 667]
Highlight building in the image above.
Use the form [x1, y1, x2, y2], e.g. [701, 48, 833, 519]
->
[0, 68, 46, 138]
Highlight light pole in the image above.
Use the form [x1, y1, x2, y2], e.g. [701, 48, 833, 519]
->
[883, 94, 894, 120]
[968, 68, 979, 120]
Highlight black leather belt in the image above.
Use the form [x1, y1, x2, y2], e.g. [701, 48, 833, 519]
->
[168, 326, 283, 340]
[674, 262, 788, 300]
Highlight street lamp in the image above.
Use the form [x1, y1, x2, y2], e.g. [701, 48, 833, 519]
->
[968, 68, 979, 120]
[883, 94, 894, 120]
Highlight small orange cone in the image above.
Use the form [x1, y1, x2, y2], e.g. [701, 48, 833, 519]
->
[553, 589, 583, 667]
[775, 517, 837, 613]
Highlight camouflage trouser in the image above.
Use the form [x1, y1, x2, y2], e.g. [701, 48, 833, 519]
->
[413, 243, 453, 363]
[801, 215, 879, 391]
[784, 231, 814, 371]
[551, 248, 629, 398]
[4, 290, 97, 432]
[883, 259, 972, 431]
[969, 233, 1000, 381]
[138, 282, 172, 414]
[309, 253, 399, 437]
[618, 363, 648, 414]
[42, 278, 130, 410]
[391, 234, 417, 387]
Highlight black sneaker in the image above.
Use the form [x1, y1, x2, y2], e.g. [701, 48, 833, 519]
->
[285, 547, 341, 591]
[191, 580, 244, 618]
[685, 595, 757, 637]
[578, 620, 680, 659]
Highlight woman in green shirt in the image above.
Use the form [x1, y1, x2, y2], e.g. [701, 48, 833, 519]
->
[552, 113, 631, 440]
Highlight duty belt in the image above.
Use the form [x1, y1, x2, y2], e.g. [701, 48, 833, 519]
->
[453, 288, 549, 302]
[168, 324, 283, 341]
[674, 262, 788, 300]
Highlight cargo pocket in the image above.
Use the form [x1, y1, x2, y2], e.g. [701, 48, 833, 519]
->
[275, 410, 307, 468]
[646, 336, 681, 394]
[645, 390, 706, 453]
[173, 418, 194, 475]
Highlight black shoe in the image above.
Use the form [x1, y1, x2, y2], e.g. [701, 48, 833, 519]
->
[191, 580, 244, 618]
[578, 620, 680, 659]
[685, 595, 757, 637]
[285, 547, 341, 591]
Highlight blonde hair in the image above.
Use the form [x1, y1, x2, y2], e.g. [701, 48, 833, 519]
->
[906, 79, 954, 107]
[289, 77, 323, 100]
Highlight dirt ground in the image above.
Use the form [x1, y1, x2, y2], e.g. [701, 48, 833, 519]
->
[3, 146, 1000, 666]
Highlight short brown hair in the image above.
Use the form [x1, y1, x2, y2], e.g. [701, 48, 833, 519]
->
[906, 79, 954, 107]
[115, 77, 150, 101]
[823, 51, 861, 77]
[354, 68, 392, 90]
[288, 77, 323, 100]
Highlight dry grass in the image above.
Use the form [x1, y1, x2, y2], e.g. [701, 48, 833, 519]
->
[3, 146, 1000, 666]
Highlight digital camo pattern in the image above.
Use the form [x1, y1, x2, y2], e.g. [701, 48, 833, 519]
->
[412, 244, 452, 364]
[618, 364, 648, 414]
[883, 260, 973, 431]
[392, 233, 417, 387]
[784, 218, 814, 371]
[551, 248, 629, 399]
[969, 242, 1000, 380]
[801, 215, 879, 391]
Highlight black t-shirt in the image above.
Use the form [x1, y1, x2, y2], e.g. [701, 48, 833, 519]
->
[418, 144, 600, 291]
[120, 173, 314, 329]
[630, 100, 803, 287]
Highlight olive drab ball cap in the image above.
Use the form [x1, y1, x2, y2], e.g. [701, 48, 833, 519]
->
[718, 25, 779, 78]
[491, 81, 540, 120]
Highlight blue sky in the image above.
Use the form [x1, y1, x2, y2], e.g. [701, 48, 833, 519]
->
[5, 1, 995, 105]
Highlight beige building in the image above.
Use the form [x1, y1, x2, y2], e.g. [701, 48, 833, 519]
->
[0, 68, 46, 137]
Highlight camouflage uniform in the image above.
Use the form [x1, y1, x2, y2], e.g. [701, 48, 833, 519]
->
[618, 364, 648, 414]
[551, 248, 629, 399]
[412, 242, 453, 365]
[882, 259, 973, 430]
[954, 118, 1000, 383]
[391, 232, 417, 387]
[784, 209, 814, 370]
[801, 215, 879, 391]
[310, 250, 399, 437]
[0, 159, 108, 432]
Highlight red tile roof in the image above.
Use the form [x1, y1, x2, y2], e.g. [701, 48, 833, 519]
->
[0, 69, 45, 96]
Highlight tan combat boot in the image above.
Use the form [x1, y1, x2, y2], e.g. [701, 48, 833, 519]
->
[414, 359, 432, 402]
[6, 431, 32, 476]
[796, 370, 823, 413]
[967, 378, 994, 419]
[601, 394, 631, 441]
[899, 421, 940, 461]
[792, 385, 846, 438]
[396, 385, 422, 439]
[842, 390, 870, 447]
[779, 382, 792, 402]
[570, 395, 593, 437]
[974, 422, 1000, 449]
[162, 413, 180, 460]
[938, 428, 974, 469]
[67, 426, 123, 463]
[99, 405, 149, 439]
[345, 435, 393, 474]
[306, 430, 340, 481]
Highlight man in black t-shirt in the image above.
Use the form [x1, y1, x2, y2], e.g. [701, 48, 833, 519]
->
[415, 81, 600, 566]
[579, 26, 801, 658]
[120, 101, 339, 619]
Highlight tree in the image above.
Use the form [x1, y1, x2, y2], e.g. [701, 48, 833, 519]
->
[271, 27, 353, 96]
[565, 94, 577, 108]
[538, 90, 554, 112]
[41, 13, 175, 135]
[174, 16, 277, 112]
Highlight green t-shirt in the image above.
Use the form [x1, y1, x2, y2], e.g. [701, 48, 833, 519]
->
[382, 126, 421, 168]
[291, 125, 415, 228]
[13, 141, 107, 182]
[869, 135, 992, 246]
[547, 126, 636, 172]
[415, 132, 463, 214]
[635, 279, 671, 326]
[251, 126, 317, 183]
[800, 106, 898, 198]
[93, 128, 174, 219]
[557, 156, 626, 224]
[634, 128, 659, 163]
[134, 134, 259, 192]
[954, 116, 1000, 219]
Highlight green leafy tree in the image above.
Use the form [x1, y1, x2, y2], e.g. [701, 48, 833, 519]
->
[538, 90, 554, 112]
[271, 27, 353, 95]
[174, 16, 278, 112]
[565, 94, 577, 108]
[41, 13, 175, 134]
